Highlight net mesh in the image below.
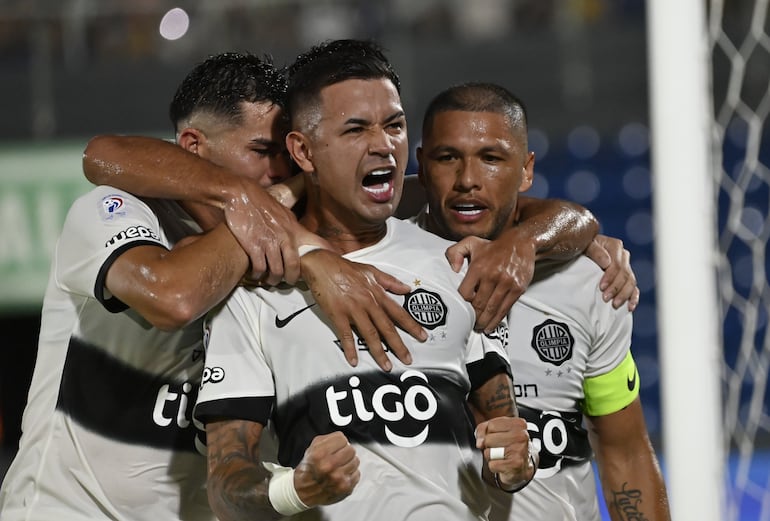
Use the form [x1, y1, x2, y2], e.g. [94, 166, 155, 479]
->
[709, 1, 770, 519]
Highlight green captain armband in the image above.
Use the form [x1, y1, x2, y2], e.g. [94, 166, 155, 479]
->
[581, 351, 639, 417]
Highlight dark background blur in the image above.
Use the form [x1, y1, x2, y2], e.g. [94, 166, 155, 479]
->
[0, 0, 766, 490]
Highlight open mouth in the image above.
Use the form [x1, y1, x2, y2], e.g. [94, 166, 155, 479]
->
[452, 203, 485, 217]
[362, 169, 394, 200]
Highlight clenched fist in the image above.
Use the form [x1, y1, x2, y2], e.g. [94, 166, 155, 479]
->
[475, 416, 537, 491]
[294, 432, 361, 507]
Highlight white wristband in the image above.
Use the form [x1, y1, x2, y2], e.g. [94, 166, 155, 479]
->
[298, 244, 324, 257]
[267, 467, 309, 516]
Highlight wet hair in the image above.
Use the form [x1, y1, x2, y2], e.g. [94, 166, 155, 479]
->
[285, 39, 400, 132]
[169, 52, 287, 133]
[422, 82, 528, 142]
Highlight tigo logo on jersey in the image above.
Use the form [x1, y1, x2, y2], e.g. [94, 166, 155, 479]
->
[153, 381, 194, 429]
[100, 195, 126, 220]
[152, 380, 207, 454]
[403, 289, 447, 329]
[531, 319, 574, 366]
[325, 369, 438, 448]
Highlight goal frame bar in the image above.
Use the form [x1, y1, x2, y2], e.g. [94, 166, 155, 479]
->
[646, 0, 725, 519]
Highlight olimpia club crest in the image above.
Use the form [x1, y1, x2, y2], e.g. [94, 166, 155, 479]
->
[530, 319, 574, 366]
[402, 289, 447, 330]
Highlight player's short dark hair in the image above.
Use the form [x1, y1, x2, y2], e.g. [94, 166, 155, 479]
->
[169, 52, 287, 133]
[422, 82, 528, 138]
[286, 39, 401, 130]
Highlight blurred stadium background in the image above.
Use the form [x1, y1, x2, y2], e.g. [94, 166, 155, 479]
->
[0, 1, 767, 519]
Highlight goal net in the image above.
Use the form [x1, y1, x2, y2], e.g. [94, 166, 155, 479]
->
[711, 1, 770, 520]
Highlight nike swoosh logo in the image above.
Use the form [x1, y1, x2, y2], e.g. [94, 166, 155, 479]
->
[627, 369, 638, 392]
[275, 303, 316, 328]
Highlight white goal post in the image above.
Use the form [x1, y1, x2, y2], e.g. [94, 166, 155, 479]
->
[647, 0, 725, 520]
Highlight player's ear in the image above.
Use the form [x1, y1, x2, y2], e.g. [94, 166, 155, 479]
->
[415, 146, 427, 187]
[286, 131, 314, 173]
[519, 151, 535, 193]
[177, 128, 207, 157]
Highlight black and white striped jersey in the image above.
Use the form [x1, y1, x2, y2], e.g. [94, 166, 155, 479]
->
[195, 217, 511, 521]
[489, 256, 635, 521]
[0, 186, 213, 521]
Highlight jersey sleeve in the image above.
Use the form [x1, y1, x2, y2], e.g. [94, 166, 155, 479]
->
[581, 287, 637, 416]
[194, 287, 275, 426]
[466, 320, 512, 391]
[54, 187, 167, 311]
[584, 284, 633, 377]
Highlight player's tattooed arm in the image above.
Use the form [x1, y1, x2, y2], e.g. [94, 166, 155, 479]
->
[587, 398, 671, 521]
[608, 482, 653, 521]
[207, 419, 360, 519]
[468, 373, 517, 419]
[205, 419, 280, 521]
[468, 373, 536, 491]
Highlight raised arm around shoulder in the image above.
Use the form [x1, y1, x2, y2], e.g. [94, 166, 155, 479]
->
[83, 135, 240, 207]
[104, 223, 249, 330]
[84, 135, 305, 284]
[515, 195, 599, 261]
[584, 234, 640, 311]
[266, 173, 305, 209]
[449, 196, 599, 331]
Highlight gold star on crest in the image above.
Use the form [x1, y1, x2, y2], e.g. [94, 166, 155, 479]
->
[413, 278, 422, 286]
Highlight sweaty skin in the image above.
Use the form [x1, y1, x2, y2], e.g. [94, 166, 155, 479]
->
[83, 132, 425, 371]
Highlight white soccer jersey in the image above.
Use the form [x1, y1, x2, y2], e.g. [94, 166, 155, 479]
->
[195, 217, 511, 521]
[488, 256, 635, 521]
[0, 186, 213, 521]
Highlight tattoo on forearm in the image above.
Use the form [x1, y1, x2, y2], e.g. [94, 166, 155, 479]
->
[208, 421, 260, 469]
[483, 381, 515, 416]
[208, 421, 276, 520]
[611, 482, 649, 521]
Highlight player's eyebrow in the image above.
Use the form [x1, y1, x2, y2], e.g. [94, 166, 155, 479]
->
[344, 110, 405, 127]
[383, 110, 406, 123]
[427, 144, 459, 154]
[477, 144, 512, 155]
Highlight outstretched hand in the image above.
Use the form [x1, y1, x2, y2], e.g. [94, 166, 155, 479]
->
[445, 228, 537, 333]
[300, 249, 426, 372]
[584, 234, 639, 311]
[222, 177, 303, 286]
